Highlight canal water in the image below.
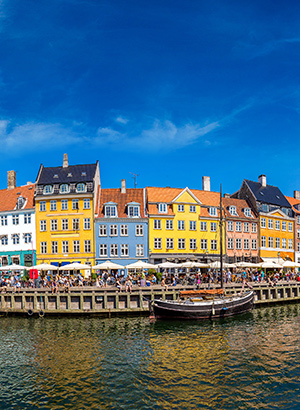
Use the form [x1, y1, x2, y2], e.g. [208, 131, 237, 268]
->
[1, 305, 300, 410]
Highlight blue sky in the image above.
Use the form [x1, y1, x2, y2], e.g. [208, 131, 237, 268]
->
[0, 0, 300, 196]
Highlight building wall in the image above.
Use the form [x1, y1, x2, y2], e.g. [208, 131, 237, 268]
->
[225, 219, 259, 262]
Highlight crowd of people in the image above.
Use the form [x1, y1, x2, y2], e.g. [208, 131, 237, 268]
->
[0, 268, 299, 293]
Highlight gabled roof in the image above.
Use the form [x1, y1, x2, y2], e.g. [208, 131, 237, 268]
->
[223, 197, 258, 219]
[0, 184, 35, 212]
[245, 180, 291, 208]
[37, 163, 98, 185]
[285, 195, 300, 214]
[96, 188, 145, 218]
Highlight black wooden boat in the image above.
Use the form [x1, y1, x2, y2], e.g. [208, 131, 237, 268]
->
[150, 289, 254, 320]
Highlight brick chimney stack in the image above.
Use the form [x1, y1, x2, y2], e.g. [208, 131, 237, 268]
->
[63, 153, 68, 168]
[258, 174, 267, 187]
[7, 170, 16, 190]
[294, 190, 300, 199]
[121, 179, 126, 194]
[202, 176, 210, 191]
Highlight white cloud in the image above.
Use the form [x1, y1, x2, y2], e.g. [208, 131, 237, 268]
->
[115, 116, 129, 125]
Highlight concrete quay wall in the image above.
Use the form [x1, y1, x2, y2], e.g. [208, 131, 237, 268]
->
[1, 283, 300, 317]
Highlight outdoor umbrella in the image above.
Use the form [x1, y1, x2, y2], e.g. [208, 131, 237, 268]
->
[179, 261, 209, 268]
[157, 262, 179, 269]
[209, 261, 235, 269]
[92, 261, 124, 270]
[259, 261, 282, 269]
[0, 264, 27, 271]
[235, 262, 261, 268]
[59, 262, 91, 271]
[31, 263, 59, 271]
[280, 260, 298, 268]
[125, 260, 157, 270]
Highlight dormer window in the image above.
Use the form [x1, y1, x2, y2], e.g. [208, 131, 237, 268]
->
[262, 204, 269, 212]
[76, 183, 86, 193]
[104, 203, 117, 217]
[244, 208, 252, 217]
[229, 206, 238, 216]
[81, 172, 86, 176]
[60, 184, 69, 193]
[158, 203, 167, 214]
[53, 174, 59, 179]
[16, 196, 26, 210]
[67, 173, 72, 177]
[128, 205, 140, 217]
[209, 207, 217, 216]
[43, 185, 53, 194]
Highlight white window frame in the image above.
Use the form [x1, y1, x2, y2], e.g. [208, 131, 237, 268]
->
[189, 221, 196, 231]
[84, 240, 91, 253]
[110, 225, 118, 236]
[166, 238, 174, 249]
[40, 220, 47, 231]
[210, 222, 217, 232]
[154, 238, 162, 249]
[211, 239, 217, 250]
[190, 239, 197, 250]
[84, 218, 91, 230]
[166, 220, 173, 230]
[158, 203, 167, 214]
[136, 244, 144, 256]
[227, 221, 233, 231]
[83, 198, 90, 209]
[99, 244, 107, 257]
[189, 205, 196, 213]
[178, 238, 185, 249]
[154, 220, 161, 230]
[135, 224, 144, 236]
[121, 244, 129, 257]
[61, 200, 68, 210]
[99, 224, 107, 236]
[62, 219, 69, 230]
[120, 224, 128, 236]
[200, 221, 207, 231]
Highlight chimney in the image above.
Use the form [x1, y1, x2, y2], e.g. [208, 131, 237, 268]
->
[121, 179, 126, 194]
[63, 153, 68, 168]
[258, 174, 266, 187]
[7, 170, 16, 190]
[202, 176, 210, 192]
[223, 193, 230, 198]
[294, 190, 300, 199]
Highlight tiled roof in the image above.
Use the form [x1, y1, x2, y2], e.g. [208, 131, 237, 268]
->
[285, 195, 300, 214]
[223, 197, 258, 219]
[37, 163, 98, 184]
[97, 188, 145, 218]
[0, 184, 35, 212]
[245, 180, 291, 208]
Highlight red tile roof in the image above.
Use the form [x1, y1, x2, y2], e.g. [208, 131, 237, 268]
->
[96, 188, 145, 218]
[285, 195, 300, 214]
[0, 184, 35, 212]
[223, 197, 258, 220]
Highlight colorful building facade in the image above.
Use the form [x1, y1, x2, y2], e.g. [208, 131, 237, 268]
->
[285, 191, 300, 263]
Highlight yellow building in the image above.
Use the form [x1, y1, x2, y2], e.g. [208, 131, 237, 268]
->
[35, 154, 100, 269]
[146, 184, 223, 264]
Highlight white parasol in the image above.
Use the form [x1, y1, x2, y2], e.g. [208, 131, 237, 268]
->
[31, 263, 59, 271]
[0, 264, 27, 271]
[126, 260, 157, 270]
[92, 260, 124, 270]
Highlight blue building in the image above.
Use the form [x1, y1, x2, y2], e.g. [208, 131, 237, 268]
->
[95, 180, 148, 267]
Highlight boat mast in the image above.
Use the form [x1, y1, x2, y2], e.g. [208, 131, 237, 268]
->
[220, 184, 224, 289]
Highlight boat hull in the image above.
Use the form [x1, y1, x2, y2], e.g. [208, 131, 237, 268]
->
[151, 291, 254, 320]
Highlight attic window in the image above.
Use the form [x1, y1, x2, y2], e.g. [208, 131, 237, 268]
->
[16, 196, 25, 209]
[81, 172, 86, 176]
[260, 192, 264, 195]
[28, 187, 33, 190]
[276, 195, 280, 199]
[53, 174, 59, 178]
[17, 192, 21, 195]
[67, 173, 72, 177]
[229, 206, 238, 216]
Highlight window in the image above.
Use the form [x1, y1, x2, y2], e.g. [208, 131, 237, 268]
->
[298, 243, 300, 252]
[227, 238, 234, 249]
[84, 240, 91, 253]
[251, 239, 257, 250]
[24, 233, 31, 244]
[275, 220, 280, 230]
[40, 201, 46, 212]
[120, 224, 128, 236]
[236, 238, 242, 249]
[1, 235, 8, 245]
[1, 216, 7, 226]
[154, 238, 162, 249]
[268, 219, 273, 229]
[72, 199, 79, 210]
[178, 220, 185, 230]
[211, 222, 217, 232]
[261, 236, 266, 247]
[62, 219, 69, 230]
[136, 244, 144, 256]
[282, 208, 288, 215]
[190, 205, 196, 213]
[178, 205, 184, 212]
[229, 206, 238, 216]
[297, 215, 300, 225]
[261, 218, 266, 228]
[275, 237, 280, 248]
[236, 222, 242, 232]
[61, 200, 68, 210]
[211, 239, 217, 250]
[60, 184, 69, 193]
[43, 185, 53, 194]
[73, 240, 80, 253]
[244, 222, 249, 233]
[121, 244, 129, 257]
[51, 219, 58, 231]
[158, 203, 167, 213]
[110, 225, 118, 236]
[84, 218, 91, 230]
[262, 204, 269, 212]
[51, 241, 58, 254]
[209, 207, 217, 216]
[76, 183, 86, 193]
[251, 223, 257, 233]
[166, 238, 174, 249]
[227, 221, 233, 231]
[190, 239, 197, 250]
[50, 200, 57, 211]
[166, 220, 173, 230]
[200, 239, 207, 250]
[268, 237, 274, 248]
[83, 198, 90, 209]
[289, 239, 293, 249]
[73, 218, 79, 230]
[136, 225, 144, 236]
[244, 208, 252, 217]
[110, 244, 118, 256]
[200, 221, 207, 231]
[62, 241, 69, 253]
[298, 229, 300, 240]
[41, 241, 47, 254]
[178, 238, 185, 249]
[99, 225, 107, 236]
[128, 205, 140, 217]
[24, 213, 31, 224]
[288, 222, 293, 232]
[282, 238, 287, 249]
[154, 220, 161, 230]
[282, 222, 287, 231]
[40, 220, 47, 231]
[189, 221, 196, 231]
[99, 244, 107, 256]
[105, 205, 117, 217]
[16, 196, 25, 209]
[12, 215, 19, 225]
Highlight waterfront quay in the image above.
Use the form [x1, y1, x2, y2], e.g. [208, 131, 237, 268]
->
[1, 282, 300, 317]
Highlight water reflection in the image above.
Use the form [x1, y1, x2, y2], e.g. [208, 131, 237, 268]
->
[0, 305, 300, 409]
